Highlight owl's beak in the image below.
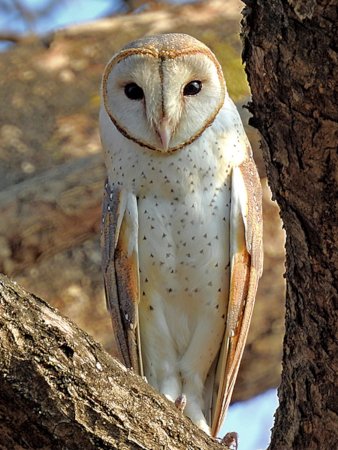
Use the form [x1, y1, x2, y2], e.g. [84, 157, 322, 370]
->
[157, 119, 171, 151]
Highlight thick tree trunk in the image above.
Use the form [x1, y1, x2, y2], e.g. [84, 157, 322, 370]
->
[0, 274, 229, 450]
[242, 1, 338, 449]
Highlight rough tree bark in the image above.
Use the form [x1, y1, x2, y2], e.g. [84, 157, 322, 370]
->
[0, 274, 228, 450]
[242, 1, 337, 449]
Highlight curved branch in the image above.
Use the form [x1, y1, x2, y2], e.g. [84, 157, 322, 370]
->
[0, 274, 228, 449]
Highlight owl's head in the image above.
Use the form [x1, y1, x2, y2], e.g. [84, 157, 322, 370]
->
[101, 33, 226, 153]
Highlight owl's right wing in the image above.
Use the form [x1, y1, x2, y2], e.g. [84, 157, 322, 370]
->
[101, 180, 143, 375]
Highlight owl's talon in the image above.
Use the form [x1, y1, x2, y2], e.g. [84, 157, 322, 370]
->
[174, 393, 187, 412]
[220, 431, 238, 449]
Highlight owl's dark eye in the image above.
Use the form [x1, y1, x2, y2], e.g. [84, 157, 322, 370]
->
[183, 80, 202, 96]
[124, 83, 144, 100]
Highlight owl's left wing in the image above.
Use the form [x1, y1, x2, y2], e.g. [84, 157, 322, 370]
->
[211, 157, 263, 436]
[101, 180, 143, 375]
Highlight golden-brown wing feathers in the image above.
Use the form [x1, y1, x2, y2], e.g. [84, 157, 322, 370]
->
[101, 180, 142, 374]
[211, 157, 263, 436]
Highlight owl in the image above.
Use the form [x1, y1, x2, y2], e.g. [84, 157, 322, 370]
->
[100, 33, 263, 437]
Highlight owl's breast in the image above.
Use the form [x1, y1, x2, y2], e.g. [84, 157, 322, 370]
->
[137, 177, 231, 299]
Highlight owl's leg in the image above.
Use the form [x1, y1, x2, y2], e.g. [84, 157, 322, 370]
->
[158, 365, 182, 403]
[139, 298, 182, 402]
[181, 378, 211, 435]
[178, 313, 225, 435]
[146, 355, 182, 403]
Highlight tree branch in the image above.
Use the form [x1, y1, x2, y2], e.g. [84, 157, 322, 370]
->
[0, 274, 228, 449]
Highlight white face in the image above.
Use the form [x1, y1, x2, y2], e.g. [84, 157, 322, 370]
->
[102, 49, 225, 153]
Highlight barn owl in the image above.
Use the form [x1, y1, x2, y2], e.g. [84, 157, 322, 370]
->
[100, 33, 263, 437]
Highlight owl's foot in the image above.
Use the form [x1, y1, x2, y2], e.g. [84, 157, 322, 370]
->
[174, 393, 187, 412]
[173, 393, 211, 435]
[219, 431, 238, 450]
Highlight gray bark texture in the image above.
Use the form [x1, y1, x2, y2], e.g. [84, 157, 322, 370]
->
[242, 1, 338, 449]
[0, 274, 228, 450]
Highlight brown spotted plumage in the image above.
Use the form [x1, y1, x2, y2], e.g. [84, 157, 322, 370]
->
[100, 33, 263, 437]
